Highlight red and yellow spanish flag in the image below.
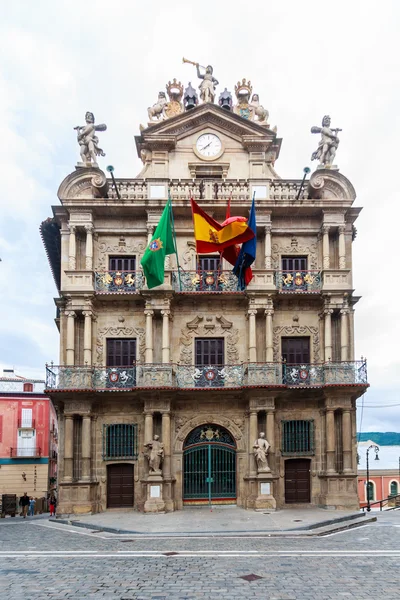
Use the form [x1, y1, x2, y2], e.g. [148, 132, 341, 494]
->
[191, 199, 255, 253]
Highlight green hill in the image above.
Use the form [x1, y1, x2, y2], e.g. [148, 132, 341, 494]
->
[357, 432, 400, 445]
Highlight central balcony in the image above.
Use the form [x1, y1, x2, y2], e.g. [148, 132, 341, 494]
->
[275, 270, 322, 293]
[45, 361, 368, 392]
[172, 270, 241, 293]
[95, 270, 144, 293]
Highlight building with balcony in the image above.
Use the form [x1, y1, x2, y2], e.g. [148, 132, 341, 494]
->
[41, 79, 368, 515]
[0, 369, 58, 499]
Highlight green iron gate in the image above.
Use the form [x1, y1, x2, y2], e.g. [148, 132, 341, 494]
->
[183, 424, 236, 505]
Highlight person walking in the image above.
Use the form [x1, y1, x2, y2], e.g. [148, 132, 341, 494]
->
[49, 494, 57, 517]
[28, 496, 36, 517]
[20, 492, 30, 518]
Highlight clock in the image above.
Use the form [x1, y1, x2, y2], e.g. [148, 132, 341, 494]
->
[195, 133, 223, 159]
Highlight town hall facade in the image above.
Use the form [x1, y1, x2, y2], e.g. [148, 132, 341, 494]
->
[41, 72, 367, 515]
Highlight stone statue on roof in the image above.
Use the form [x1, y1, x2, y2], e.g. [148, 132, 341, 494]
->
[74, 112, 107, 166]
[182, 58, 218, 104]
[311, 115, 342, 167]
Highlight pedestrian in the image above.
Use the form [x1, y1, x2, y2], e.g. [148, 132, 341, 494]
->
[28, 496, 36, 517]
[20, 492, 30, 518]
[49, 494, 57, 517]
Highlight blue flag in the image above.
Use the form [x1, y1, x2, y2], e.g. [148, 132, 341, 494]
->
[233, 193, 256, 290]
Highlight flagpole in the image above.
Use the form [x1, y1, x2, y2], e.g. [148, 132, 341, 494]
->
[190, 196, 200, 276]
[168, 191, 182, 291]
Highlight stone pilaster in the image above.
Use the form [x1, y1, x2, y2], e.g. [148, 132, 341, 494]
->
[65, 311, 76, 366]
[81, 415, 91, 481]
[82, 310, 92, 365]
[340, 300, 349, 361]
[68, 225, 76, 270]
[85, 225, 94, 270]
[265, 306, 274, 362]
[248, 309, 257, 362]
[342, 409, 352, 473]
[264, 224, 272, 269]
[324, 306, 333, 362]
[161, 309, 171, 364]
[326, 408, 336, 474]
[144, 308, 154, 364]
[249, 411, 258, 477]
[338, 225, 346, 269]
[322, 225, 330, 269]
[63, 415, 74, 482]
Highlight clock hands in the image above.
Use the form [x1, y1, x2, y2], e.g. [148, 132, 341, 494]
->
[201, 141, 212, 151]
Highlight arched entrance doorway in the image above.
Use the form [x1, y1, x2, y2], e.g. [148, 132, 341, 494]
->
[183, 424, 236, 506]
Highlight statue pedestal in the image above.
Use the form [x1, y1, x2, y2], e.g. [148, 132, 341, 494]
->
[143, 473, 166, 513]
[76, 161, 99, 169]
[254, 473, 277, 511]
[316, 164, 339, 171]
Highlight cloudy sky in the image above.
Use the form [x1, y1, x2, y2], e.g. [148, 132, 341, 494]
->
[0, 0, 399, 432]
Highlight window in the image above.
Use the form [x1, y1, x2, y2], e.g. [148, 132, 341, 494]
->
[106, 339, 136, 367]
[0, 415, 2, 442]
[282, 256, 308, 271]
[390, 481, 398, 497]
[195, 338, 224, 367]
[103, 424, 138, 460]
[366, 481, 375, 502]
[23, 383, 33, 392]
[282, 420, 314, 455]
[282, 337, 310, 364]
[108, 256, 136, 272]
[20, 409, 33, 428]
[198, 255, 221, 272]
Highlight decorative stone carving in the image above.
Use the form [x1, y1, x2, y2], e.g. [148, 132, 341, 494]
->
[174, 414, 244, 450]
[165, 79, 184, 118]
[96, 326, 145, 364]
[253, 433, 270, 472]
[148, 92, 168, 122]
[196, 64, 219, 104]
[249, 94, 269, 125]
[273, 325, 320, 363]
[234, 79, 253, 119]
[307, 169, 356, 200]
[144, 435, 164, 474]
[179, 316, 240, 365]
[74, 112, 107, 166]
[96, 241, 146, 270]
[311, 115, 341, 167]
[271, 237, 318, 270]
[182, 241, 197, 266]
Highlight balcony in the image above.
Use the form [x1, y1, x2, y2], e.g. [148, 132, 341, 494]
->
[275, 270, 322, 294]
[10, 447, 42, 458]
[45, 361, 368, 391]
[94, 270, 145, 293]
[17, 418, 36, 429]
[172, 270, 241, 293]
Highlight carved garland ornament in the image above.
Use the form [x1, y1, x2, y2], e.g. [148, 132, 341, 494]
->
[96, 241, 147, 270]
[271, 237, 319, 270]
[174, 414, 245, 450]
[96, 326, 145, 365]
[179, 316, 240, 365]
[273, 325, 320, 363]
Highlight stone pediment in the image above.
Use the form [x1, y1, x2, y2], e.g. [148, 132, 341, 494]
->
[135, 103, 281, 157]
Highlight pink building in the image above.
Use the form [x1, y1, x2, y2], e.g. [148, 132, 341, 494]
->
[357, 440, 400, 509]
[0, 369, 58, 499]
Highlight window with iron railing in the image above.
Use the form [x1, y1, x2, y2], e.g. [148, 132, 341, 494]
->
[281, 420, 314, 455]
[103, 424, 138, 460]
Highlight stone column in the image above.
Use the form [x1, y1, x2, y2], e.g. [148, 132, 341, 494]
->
[81, 415, 91, 481]
[85, 225, 94, 271]
[83, 310, 92, 365]
[161, 309, 171, 364]
[68, 225, 76, 270]
[248, 309, 257, 363]
[338, 225, 346, 269]
[65, 311, 76, 366]
[324, 308, 333, 362]
[326, 408, 336, 473]
[322, 225, 330, 269]
[144, 412, 153, 444]
[249, 411, 258, 476]
[264, 225, 272, 269]
[161, 412, 171, 478]
[63, 415, 74, 482]
[147, 225, 154, 245]
[265, 308, 274, 362]
[340, 303, 349, 361]
[342, 409, 352, 473]
[266, 409, 275, 455]
[144, 309, 154, 364]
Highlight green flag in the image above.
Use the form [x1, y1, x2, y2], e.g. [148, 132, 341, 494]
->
[140, 199, 175, 289]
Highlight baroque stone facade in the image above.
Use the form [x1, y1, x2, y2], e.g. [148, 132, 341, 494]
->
[41, 93, 367, 515]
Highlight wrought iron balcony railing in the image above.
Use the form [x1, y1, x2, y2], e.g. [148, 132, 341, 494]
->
[275, 270, 322, 293]
[45, 361, 367, 391]
[94, 270, 145, 293]
[10, 447, 42, 458]
[17, 418, 36, 429]
[172, 270, 241, 293]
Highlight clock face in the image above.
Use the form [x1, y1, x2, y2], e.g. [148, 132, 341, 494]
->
[196, 133, 222, 158]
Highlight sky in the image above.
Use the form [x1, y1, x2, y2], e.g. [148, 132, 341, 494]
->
[0, 0, 399, 432]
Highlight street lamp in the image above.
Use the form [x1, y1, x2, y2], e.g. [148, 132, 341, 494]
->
[366, 444, 379, 512]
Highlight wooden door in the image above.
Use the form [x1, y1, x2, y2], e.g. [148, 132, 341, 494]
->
[107, 463, 134, 508]
[284, 459, 311, 503]
[282, 337, 310, 364]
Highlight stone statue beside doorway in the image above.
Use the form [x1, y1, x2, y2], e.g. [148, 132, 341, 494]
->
[144, 435, 164, 474]
[253, 432, 271, 473]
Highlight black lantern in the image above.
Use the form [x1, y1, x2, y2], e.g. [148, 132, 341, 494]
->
[184, 82, 198, 110]
[219, 88, 233, 111]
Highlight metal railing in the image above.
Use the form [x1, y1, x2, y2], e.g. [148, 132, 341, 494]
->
[45, 361, 368, 391]
[172, 270, 241, 293]
[361, 493, 400, 512]
[17, 418, 35, 429]
[94, 270, 145, 293]
[275, 270, 322, 293]
[10, 447, 41, 458]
